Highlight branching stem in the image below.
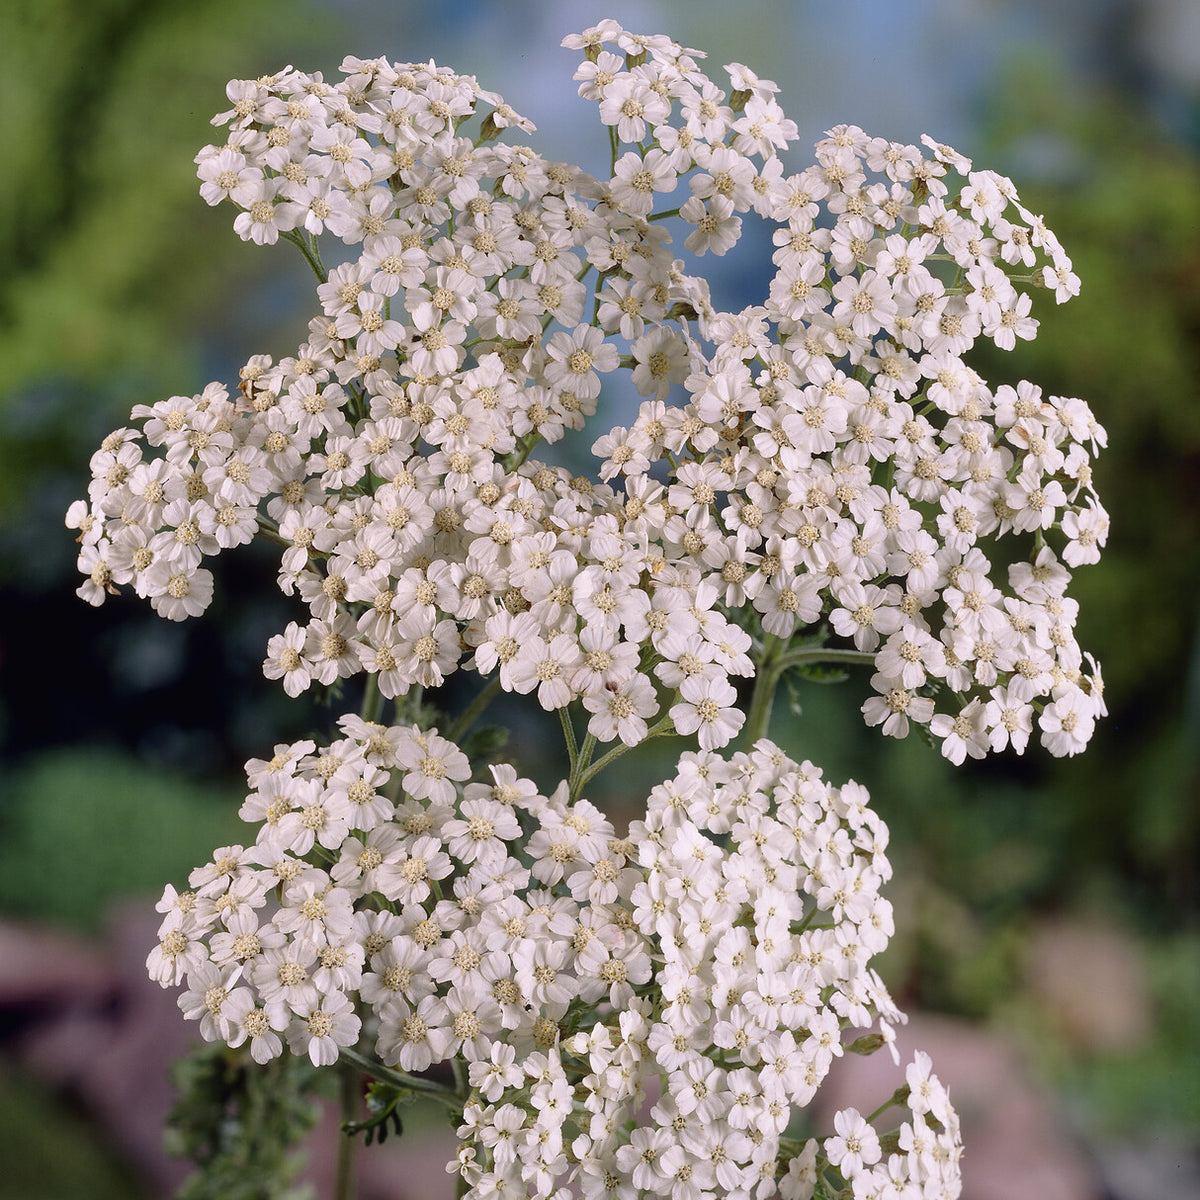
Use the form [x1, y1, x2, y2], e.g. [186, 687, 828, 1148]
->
[281, 229, 327, 282]
[775, 646, 876, 674]
[572, 714, 676, 797]
[865, 1085, 910, 1125]
[448, 676, 503, 742]
[742, 640, 876, 747]
[338, 1046, 461, 1109]
[568, 731, 597, 802]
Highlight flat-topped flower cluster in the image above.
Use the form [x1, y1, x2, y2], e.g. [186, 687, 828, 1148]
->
[71, 19, 1113, 1199]
[150, 720, 960, 1198]
[68, 20, 1106, 763]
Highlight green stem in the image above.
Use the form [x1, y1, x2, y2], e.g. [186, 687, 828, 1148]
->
[281, 229, 327, 282]
[741, 634, 786, 747]
[559, 707, 579, 779]
[773, 647, 876, 674]
[817, 1167, 841, 1199]
[447, 675, 503, 743]
[451, 1055, 469, 1102]
[255, 526, 291, 550]
[501, 431, 542, 472]
[792, 906, 819, 934]
[338, 1047, 461, 1109]
[568, 731, 597, 802]
[335, 1064, 359, 1200]
[865, 1085, 909, 1125]
[361, 672, 384, 724]
[573, 714, 676, 795]
[741, 642, 877, 750]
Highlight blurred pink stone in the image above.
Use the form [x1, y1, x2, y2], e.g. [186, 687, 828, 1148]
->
[3, 911, 1153, 1200]
[1026, 916, 1152, 1053]
[817, 1013, 1105, 1200]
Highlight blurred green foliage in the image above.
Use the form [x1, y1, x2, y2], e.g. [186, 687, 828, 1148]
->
[0, 1068, 147, 1200]
[166, 1045, 326, 1200]
[0, 748, 244, 931]
[0, 0, 328, 397]
[973, 58, 1200, 918]
[0, 0, 332, 535]
[1065, 932, 1200, 1132]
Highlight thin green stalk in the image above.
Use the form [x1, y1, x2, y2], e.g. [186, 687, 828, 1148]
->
[741, 634, 786, 747]
[255, 525, 291, 550]
[338, 1046, 461, 1109]
[865, 1084, 910, 1125]
[742, 642, 876, 749]
[818, 1167, 841, 1198]
[501, 431, 542, 472]
[451, 1055, 469, 1102]
[281, 229, 327, 282]
[447, 675, 503, 742]
[568, 731, 597, 802]
[335, 1064, 359, 1200]
[361, 671, 384, 724]
[792, 906, 819, 935]
[559, 707, 579, 779]
[573, 714, 676, 795]
[773, 646, 876, 674]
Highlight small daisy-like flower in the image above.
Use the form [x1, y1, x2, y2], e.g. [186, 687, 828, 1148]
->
[287, 990, 361, 1066]
[824, 1108, 881, 1178]
[670, 675, 744, 750]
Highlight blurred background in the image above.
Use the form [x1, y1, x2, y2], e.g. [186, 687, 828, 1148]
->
[1, 0, 1198, 1196]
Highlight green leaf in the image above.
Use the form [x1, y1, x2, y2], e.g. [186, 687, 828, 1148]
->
[463, 723, 510, 764]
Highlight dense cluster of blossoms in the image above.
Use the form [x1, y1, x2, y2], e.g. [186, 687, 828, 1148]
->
[68, 21, 1106, 763]
[70, 18, 1111, 1200]
[150, 721, 961, 1198]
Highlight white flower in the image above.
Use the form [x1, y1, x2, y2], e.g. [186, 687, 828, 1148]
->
[379, 993, 454, 1072]
[582, 673, 658, 746]
[146, 565, 214, 621]
[178, 961, 249, 1043]
[824, 1107, 881, 1178]
[670, 675, 744, 750]
[69, 42, 1111, 1200]
[232, 180, 302, 244]
[929, 699, 990, 765]
[287, 991, 361, 1066]
[862, 675, 936, 738]
[508, 633, 583, 711]
[469, 1042, 524, 1102]
[225, 991, 289, 1063]
[263, 622, 314, 696]
[544, 325, 620, 401]
[1038, 687, 1096, 757]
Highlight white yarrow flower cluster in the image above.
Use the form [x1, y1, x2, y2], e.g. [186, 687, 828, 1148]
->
[72, 20, 1113, 1198]
[67, 23, 1105, 761]
[149, 718, 961, 1197]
